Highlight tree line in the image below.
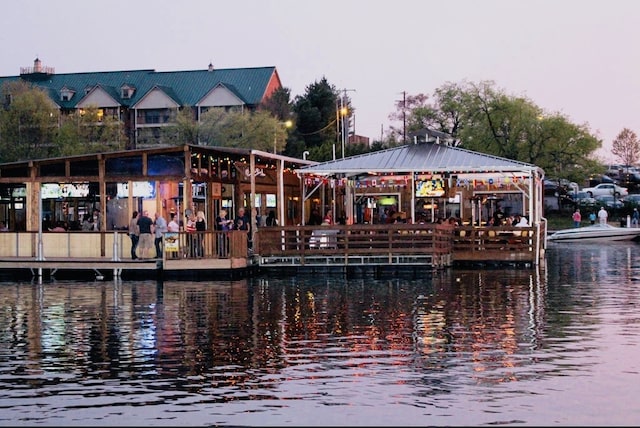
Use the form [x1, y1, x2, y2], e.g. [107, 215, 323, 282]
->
[1, 77, 637, 186]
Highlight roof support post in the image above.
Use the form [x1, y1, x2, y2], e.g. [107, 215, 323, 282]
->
[250, 153, 257, 244]
[278, 158, 285, 226]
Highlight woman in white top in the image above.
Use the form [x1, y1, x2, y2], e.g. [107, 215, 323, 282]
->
[167, 213, 180, 232]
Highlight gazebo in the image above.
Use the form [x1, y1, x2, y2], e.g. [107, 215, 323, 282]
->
[292, 139, 548, 266]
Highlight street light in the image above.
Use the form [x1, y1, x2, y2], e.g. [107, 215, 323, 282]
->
[273, 120, 293, 154]
[340, 104, 348, 159]
[338, 89, 355, 159]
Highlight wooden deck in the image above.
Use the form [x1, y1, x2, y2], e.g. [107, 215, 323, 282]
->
[0, 230, 251, 280]
[0, 223, 545, 279]
[253, 223, 545, 270]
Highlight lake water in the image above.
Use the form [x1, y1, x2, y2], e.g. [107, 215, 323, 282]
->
[1, 242, 640, 426]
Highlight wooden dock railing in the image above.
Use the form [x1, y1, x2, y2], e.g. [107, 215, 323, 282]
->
[0, 230, 248, 261]
[254, 224, 455, 267]
[254, 223, 543, 267]
[0, 222, 543, 271]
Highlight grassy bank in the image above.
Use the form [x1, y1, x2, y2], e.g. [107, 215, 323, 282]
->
[544, 210, 626, 230]
[545, 212, 574, 230]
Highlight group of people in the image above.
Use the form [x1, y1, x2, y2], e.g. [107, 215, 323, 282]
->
[486, 207, 529, 227]
[573, 207, 611, 227]
[42, 209, 102, 232]
[128, 210, 175, 260]
[128, 206, 264, 260]
[307, 208, 344, 226]
[215, 207, 251, 232]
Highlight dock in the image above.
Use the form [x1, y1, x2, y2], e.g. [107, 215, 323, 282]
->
[0, 223, 545, 280]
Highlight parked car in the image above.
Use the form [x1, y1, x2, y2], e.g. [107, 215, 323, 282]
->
[606, 164, 640, 180]
[543, 178, 574, 197]
[616, 172, 640, 193]
[588, 174, 616, 187]
[595, 194, 624, 209]
[582, 183, 628, 198]
[569, 191, 597, 208]
[623, 194, 640, 207]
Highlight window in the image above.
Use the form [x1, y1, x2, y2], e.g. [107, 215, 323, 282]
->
[121, 85, 135, 99]
[143, 109, 171, 124]
[60, 87, 75, 102]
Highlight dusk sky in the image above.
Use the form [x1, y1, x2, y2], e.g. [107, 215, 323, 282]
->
[2, 0, 638, 163]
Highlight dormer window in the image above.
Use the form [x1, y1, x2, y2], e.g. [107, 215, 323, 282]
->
[121, 84, 135, 99]
[60, 87, 75, 102]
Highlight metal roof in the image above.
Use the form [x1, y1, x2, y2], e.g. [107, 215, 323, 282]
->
[296, 142, 545, 177]
[0, 144, 316, 173]
[0, 66, 277, 109]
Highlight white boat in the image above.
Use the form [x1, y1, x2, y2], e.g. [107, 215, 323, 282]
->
[548, 223, 640, 242]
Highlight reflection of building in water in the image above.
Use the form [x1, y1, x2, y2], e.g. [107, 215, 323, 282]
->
[413, 269, 544, 382]
[4, 269, 544, 386]
[156, 281, 251, 375]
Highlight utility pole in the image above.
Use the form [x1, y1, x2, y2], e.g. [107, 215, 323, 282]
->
[403, 91, 407, 144]
[338, 88, 356, 158]
[396, 91, 407, 144]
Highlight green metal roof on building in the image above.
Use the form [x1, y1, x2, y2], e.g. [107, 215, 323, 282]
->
[0, 66, 277, 109]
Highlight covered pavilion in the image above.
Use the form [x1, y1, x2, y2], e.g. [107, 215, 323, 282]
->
[295, 138, 548, 262]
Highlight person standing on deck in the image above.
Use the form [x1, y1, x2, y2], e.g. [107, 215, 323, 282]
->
[154, 212, 168, 259]
[92, 209, 102, 231]
[633, 208, 639, 227]
[265, 210, 277, 226]
[323, 209, 333, 225]
[237, 207, 251, 250]
[167, 213, 179, 232]
[194, 211, 206, 257]
[136, 210, 154, 259]
[128, 211, 139, 259]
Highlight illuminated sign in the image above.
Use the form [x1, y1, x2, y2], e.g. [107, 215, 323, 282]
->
[41, 183, 62, 199]
[61, 183, 89, 198]
[116, 182, 156, 198]
[11, 187, 26, 198]
[415, 179, 445, 198]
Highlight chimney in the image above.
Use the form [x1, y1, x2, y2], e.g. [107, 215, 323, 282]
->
[208, 62, 214, 72]
[34, 57, 42, 73]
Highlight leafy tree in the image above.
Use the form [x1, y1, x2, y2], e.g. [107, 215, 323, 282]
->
[390, 80, 602, 184]
[259, 87, 292, 121]
[57, 106, 126, 154]
[160, 107, 199, 145]
[291, 77, 338, 157]
[0, 81, 59, 162]
[611, 128, 640, 167]
[198, 108, 289, 153]
[1, 82, 128, 161]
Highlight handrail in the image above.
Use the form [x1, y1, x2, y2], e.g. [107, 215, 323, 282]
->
[0, 230, 248, 260]
[0, 224, 541, 265]
[254, 224, 540, 264]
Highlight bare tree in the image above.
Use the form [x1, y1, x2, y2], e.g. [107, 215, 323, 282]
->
[611, 128, 640, 168]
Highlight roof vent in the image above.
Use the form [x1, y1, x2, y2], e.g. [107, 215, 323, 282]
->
[208, 62, 214, 72]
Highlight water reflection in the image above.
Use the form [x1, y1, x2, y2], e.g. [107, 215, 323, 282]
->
[1, 243, 640, 425]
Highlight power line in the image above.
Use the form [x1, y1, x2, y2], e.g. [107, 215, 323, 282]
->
[297, 118, 338, 136]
